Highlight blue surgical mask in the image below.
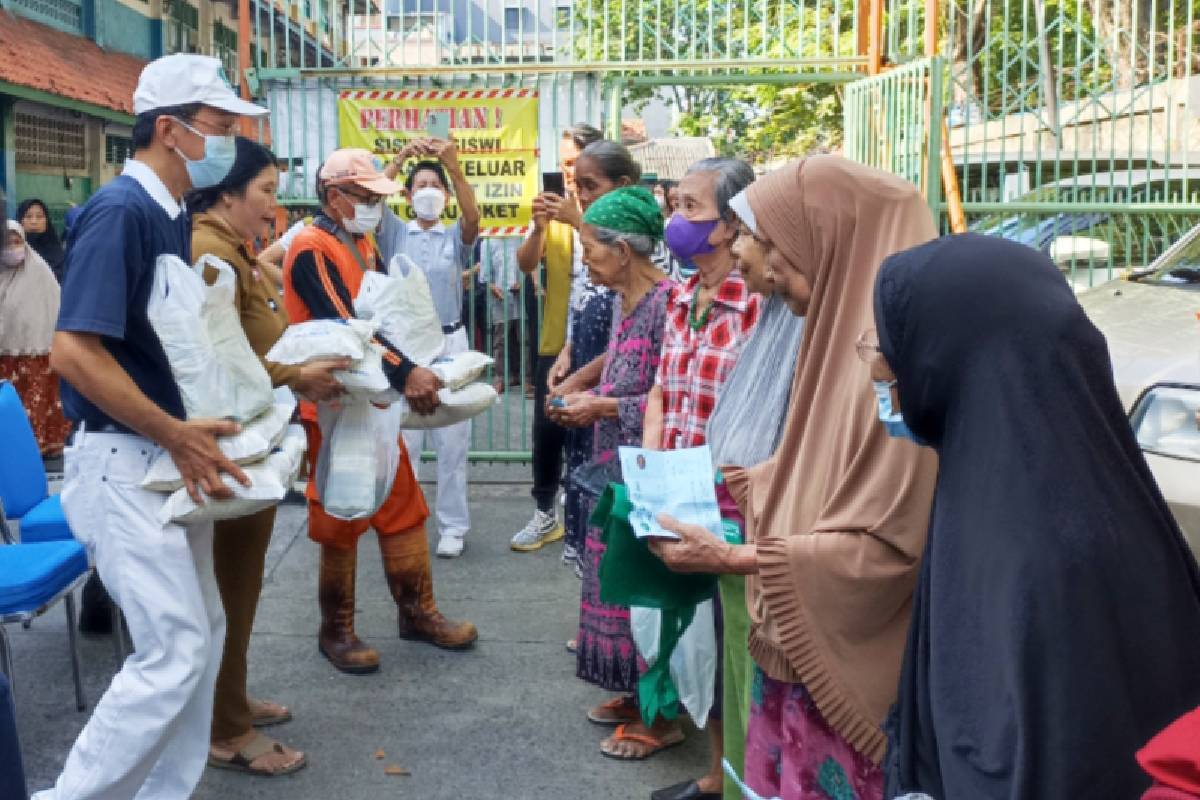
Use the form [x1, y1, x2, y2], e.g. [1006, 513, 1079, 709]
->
[172, 117, 236, 189]
[872, 379, 922, 443]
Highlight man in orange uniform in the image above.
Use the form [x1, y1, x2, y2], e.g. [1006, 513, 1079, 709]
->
[282, 149, 478, 674]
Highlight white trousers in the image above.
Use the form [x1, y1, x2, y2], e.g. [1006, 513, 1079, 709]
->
[34, 431, 225, 800]
[403, 327, 471, 540]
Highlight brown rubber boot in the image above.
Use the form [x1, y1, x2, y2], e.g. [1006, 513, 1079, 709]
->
[317, 544, 380, 674]
[379, 528, 478, 650]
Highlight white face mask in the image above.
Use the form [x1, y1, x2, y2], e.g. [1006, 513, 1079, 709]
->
[343, 201, 383, 235]
[411, 187, 447, 221]
[0, 245, 25, 269]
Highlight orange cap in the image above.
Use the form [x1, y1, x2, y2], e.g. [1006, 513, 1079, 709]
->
[318, 149, 402, 196]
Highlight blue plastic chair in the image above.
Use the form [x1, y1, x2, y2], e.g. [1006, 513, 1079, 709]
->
[0, 381, 72, 544]
[0, 513, 89, 711]
[0, 380, 124, 686]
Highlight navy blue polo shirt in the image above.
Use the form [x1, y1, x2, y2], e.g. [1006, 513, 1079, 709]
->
[57, 162, 190, 432]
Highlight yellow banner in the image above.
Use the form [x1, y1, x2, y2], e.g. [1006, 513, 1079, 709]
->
[338, 89, 539, 236]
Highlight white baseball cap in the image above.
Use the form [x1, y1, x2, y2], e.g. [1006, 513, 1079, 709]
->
[133, 54, 268, 117]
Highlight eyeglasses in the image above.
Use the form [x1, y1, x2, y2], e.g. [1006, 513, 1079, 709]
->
[334, 185, 383, 205]
[171, 116, 236, 141]
[855, 328, 882, 363]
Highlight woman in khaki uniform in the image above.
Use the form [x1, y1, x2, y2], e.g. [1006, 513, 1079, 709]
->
[189, 138, 345, 776]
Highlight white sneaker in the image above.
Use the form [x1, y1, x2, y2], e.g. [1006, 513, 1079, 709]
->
[510, 509, 564, 552]
[436, 535, 465, 558]
[561, 543, 579, 565]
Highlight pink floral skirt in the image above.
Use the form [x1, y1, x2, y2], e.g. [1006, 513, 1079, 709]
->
[744, 667, 882, 800]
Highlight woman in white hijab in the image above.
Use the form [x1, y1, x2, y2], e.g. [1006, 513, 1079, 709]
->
[1, 219, 70, 455]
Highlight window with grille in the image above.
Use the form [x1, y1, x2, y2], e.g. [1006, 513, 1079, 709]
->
[10, 0, 82, 30]
[166, 0, 200, 53]
[15, 113, 86, 171]
[213, 21, 240, 84]
[105, 134, 134, 165]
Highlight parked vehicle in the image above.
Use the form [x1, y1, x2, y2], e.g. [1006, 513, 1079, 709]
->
[1077, 223, 1200, 557]
[974, 169, 1200, 289]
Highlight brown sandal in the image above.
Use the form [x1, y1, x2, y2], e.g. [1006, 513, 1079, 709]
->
[587, 695, 639, 726]
[208, 732, 307, 776]
[249, 698, 292, 728]
[599, 723, 685, 761]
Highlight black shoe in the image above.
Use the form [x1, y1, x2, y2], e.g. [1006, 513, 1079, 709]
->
[78, 574, 114, 635]
[650, 780, 720, 800]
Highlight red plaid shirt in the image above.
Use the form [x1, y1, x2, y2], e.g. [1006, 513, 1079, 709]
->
[656, 272, 761, 450]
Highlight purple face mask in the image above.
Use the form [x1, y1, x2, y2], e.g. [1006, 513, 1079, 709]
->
[664, 214, 719, 262]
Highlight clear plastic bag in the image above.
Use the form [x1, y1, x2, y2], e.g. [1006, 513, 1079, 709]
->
[314, 398, 400, 520]
[630, 600, 718, 728]
[147, 255, 273, 422]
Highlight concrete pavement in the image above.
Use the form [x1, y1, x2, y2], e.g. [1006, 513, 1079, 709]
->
[9, 479, 708, 800]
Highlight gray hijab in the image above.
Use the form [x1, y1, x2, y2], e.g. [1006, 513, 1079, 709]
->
[706, 292, 804, 467]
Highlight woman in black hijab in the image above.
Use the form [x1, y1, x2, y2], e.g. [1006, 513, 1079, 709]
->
[16, 199, 65, 282]
[870, 233, 1200, 799]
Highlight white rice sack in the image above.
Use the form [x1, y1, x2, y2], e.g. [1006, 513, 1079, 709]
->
[356, 259, 445, 366]
[335, 342, 390, 396]
[157, 426, 307, 525]
[393, 382, 498, 430]
[147, 255, 273, 422]
[314, 398, 400, 520]
[429, 351, 494, 391]
[265, 318, 377, 365]
[141, 399, 296, 492]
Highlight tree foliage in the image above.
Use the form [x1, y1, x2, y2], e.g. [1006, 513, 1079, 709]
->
[570, 0, 857, 160]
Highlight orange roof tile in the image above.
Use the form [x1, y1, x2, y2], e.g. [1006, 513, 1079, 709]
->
[0, 10, 146, 116]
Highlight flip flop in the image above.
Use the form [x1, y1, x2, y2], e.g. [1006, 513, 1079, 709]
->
[587, 696, 640, 726]
[249, 698, 292, 728]
[208, 732, 307, 776]
[599, 723, 685, 761]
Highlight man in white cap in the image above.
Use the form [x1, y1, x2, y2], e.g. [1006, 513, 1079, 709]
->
[36, 54, 267, 800]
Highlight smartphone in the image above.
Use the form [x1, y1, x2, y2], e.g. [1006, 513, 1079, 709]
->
[425, 110, 451, 140]
[543, 172, 565, 196]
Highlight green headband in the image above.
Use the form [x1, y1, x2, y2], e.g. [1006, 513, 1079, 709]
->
[582, 186, 664, 239]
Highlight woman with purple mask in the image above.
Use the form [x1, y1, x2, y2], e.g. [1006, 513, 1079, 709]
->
[634, 158, 760, 800]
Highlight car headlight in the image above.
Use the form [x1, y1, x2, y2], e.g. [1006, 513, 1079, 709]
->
[1131, 384, 1200, 462]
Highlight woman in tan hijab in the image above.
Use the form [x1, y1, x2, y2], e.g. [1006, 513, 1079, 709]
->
[651, 156, 938, 799]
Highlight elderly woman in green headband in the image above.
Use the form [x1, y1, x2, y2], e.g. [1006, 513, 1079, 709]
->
[547, 186, 683, 757]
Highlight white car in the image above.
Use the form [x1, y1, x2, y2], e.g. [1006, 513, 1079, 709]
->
[1078, 224, 1200, 556]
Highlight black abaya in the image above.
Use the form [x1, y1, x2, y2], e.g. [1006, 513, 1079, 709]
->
[876, 233, 1200, 799]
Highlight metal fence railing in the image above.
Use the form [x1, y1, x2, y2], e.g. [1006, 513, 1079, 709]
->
[843, 57, 945, 209]
[248, 0, 1200, 460]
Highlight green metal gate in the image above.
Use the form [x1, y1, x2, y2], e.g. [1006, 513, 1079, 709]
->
[244, 0, 1200, 459]
[843, 57, 945, 211]
[247, 0, 872, 462]
[868, 0, 1200, 292]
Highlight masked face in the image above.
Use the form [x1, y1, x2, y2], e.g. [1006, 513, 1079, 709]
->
[664, 214, 719, 262]
[344, 201, 383, 234]
[872, 379, 924, 444]
[171, 117, 236, 189]
[411, 186, 447, 221]
[1, 245, 24, 269]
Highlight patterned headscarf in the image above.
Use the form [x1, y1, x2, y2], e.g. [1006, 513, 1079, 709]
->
[582, 186, 664, 239]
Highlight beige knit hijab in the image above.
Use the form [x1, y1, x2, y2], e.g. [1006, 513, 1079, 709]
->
[724, 157, 939, 764]
[0, 220, 60, 356]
